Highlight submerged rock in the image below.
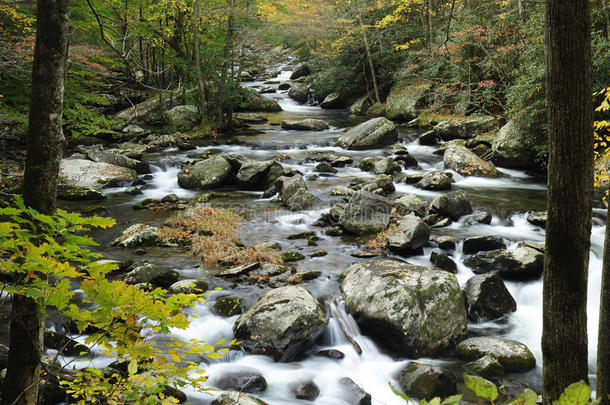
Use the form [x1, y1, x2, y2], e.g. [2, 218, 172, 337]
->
[339, 191, 391, 234]
[233, 286, 327, 361]
[340, 259, 467, 357]
[336, 117, 397, 150]
[456, 337, 536, 373]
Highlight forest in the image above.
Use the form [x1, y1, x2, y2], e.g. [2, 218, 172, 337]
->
[0, 0, 609, 404]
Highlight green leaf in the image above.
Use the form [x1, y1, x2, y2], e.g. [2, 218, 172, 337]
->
[554, 381, 591, 405]
[507, 389, 538, 405]
[464, 373, 498, 403]
[442, 395, 463, 405]
[389, 383, 412, 403]
[127, 359, 138, 376]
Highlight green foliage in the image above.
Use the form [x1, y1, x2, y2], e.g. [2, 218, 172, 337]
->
[464, 373, 499, 404]
[505, 389, 538, 405]
[554, 381, 599, 405]
[0, 196, 226, 403]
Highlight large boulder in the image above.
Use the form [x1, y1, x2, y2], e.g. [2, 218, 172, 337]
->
[398, 362, 457, 400]
[177, 156, 232, 189]
[236, 160, 277, 189]
[112, 224, 160, 248]
[464, 274, 517, 322]
[429, 191, 473, 220]
[85, 145, 140, 171]
[281, 119, 329, 131]
[340, 259, 467, 357]
[288, 83, 310, 103]
[456, 337, 536, 373]
[336, 117, 397, 150]
[386, 214, 430, 253]
[165, 105, 199, 131]
[59, 159, 137, 188]
[278, 174, 321, 211]
[123, 263, 179, 288]
[237, 89, 282, 112]
[385, 81, 431, 121]
[320, 92, 343, 109]
[290, 64, 311, 80]
[491, 120, 537, 170]
[339, 191, 391, 234]
[433, 116, 499, 141]
[464, 242, 544, 280]
[349, 95, 373, 115]
[443, 145, 503, 177]
[233, 286, 327, 361]
[415, 171, 452, 191]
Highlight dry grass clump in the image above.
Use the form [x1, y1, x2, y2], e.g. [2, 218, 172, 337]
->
[363, 226, 400, 250]
[159, 206, 282, 269]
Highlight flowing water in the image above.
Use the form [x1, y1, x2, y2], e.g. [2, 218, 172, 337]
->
[56, 66, 604, 404]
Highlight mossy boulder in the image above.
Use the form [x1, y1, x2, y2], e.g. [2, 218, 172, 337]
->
[340, 259, 467, 357]
[177, 156, 232, 190]
[233, 286, 328, 361]
[288, 83, 310, 103]
[394, 194, 427, 217]
[414, 171, 452, 191]
[491, 120, 537, 170]
[433, 115, 498, 140]
[112, 224, 161, 248]
[59, 159, 137, 188]
[385, 81, 431, 121]
[57, 186, 105, 201]
[456, 337, 536, 373]
[443, 145, 503, 177]
[386, 214, 430, 253]
[358, 157, 401, 175]
[165, 105, 200, 131]
[237, 88, 282, 112]
[464, 242, 544, 280]
[336, 117, 397, 150]
[281, 119, 329, 131]
[215, 297, 243, 316]
[398, 362, 457, 400]
[85, 144, 140, 171]
[429, 191, 473, 220]
[339, 190, 391, 234]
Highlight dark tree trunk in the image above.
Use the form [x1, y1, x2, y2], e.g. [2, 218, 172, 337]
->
[598, 208, 610, 405]
[542, 0, 593, 404]
[3, 0, 70, 403]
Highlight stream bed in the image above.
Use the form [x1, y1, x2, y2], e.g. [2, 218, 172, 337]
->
[55, 67, 605, 404]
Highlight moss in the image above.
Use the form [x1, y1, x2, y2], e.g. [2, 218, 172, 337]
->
[281, 251, 305, 262]
[214, 297, 243, 317]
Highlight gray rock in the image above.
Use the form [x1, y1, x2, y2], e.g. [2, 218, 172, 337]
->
[236, 160, 277, 188]
[165, 105, 199, 131]
[358, 157, 401, 175]
[233, 286, 327, 361]
[464, 211, 493, 225]
[464, 242, 544, 280]
[398, 362, 457, 400]
[464, 274, 516, 322]
[443, 145, 503, 177]
[527, 211, 547, 228]
[433, 116, 498, 141]
[386, 214, 430, 253]
[213, 369, 268, 393]
[385, 81, 431, 121]
[419, 130, 440, 146]
[430, 251, 457, 273]
[491, 120, 537, 170]
[434, 236, 459, 250]
[59, 159, 137, 188]
[169, 279, 209, 294]
[415, 171, 452, 191]
[339, 191, 391, 234]
[211, 392, 267, 405]
[178, 156, 232, 190]
[253, 241, 282, 251]
[280, 175, 307, 200]
[463, 236, 506, 255]
[340, 259, 467, 357]
[463, 355, 505, 377]
[339, 378, 371, 405]
[456, 337, 536, 373]
[122, 124, 145, 134]
[330, 185, 355, 197]
[57, 186, 106, 201]
[349, 95, 373, 115]
[112, 224, 160, 248]
[429, 191, 473, 220]
[355, 174, 396, 196]
[394, 194, 427, 217]
[288, 83, 310, 103]
[366, 102, 385, 117]
[320, 92, 343, 109]
[292, 380, 320, 401]
[123, 263, 179, 288]
[237, 89, 282, 112]
[86, 145, 140, 171]
[315, 162, 338, 174]
[216, 263, 260, 277]
[336, 117, 398, 150]
[281, 119, 329, 131]
[285, 188, 322, 211]
[290, 64, 311, 80]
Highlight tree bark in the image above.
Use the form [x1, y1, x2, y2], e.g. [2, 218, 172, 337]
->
[3, 0, 70, 403]
[358, 13, 380, 104]
[542, 1, 593, 404]
[192, 0, 207, 121]
[598, 207, 610, 405]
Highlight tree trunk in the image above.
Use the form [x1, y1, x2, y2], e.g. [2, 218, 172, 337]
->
[598, 207, 610, 405]
[358, 13, 380, 104]
[3, 0, 70, 404]
[192, 0, 207, 121]
[542, 1, 593, 404]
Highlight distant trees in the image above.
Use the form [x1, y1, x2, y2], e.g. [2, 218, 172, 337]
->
[542, 0, 593, 404]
